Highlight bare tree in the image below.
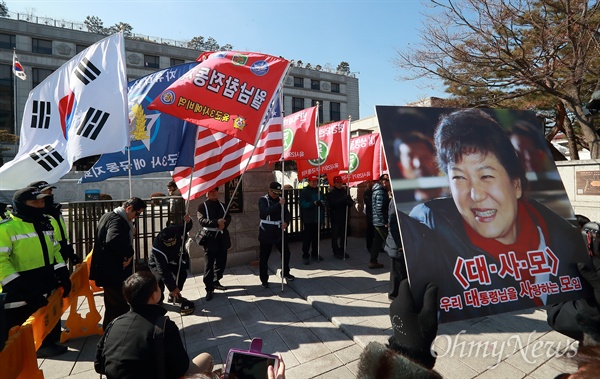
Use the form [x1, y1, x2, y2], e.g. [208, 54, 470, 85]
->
[395, 0, 600, 158]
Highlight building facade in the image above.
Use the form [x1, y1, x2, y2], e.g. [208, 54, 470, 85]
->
[0, 13, 359, 163]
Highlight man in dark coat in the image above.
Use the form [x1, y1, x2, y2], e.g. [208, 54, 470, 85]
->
[299, 175, 325, 264]
[258, 182, 294, 288]
[197, 187, 231, 301]
[369, 174, 390, 269]
[90, 197, 146, 329]
[326, 175, 353, 259]
[148, 215, 194, 314]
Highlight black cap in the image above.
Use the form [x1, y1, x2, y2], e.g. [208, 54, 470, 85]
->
[28, 181, 57, 192]
[269, 182, 282, 194]
[159, 226, 179, 247]
[13, 187, 51, 202]
[379, 174, 389, 181]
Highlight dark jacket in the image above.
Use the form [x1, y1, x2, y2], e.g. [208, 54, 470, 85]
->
[399, 197, 587, 322]
[371, 183, 389, 226]
[326, 186, 353, 223]
[148, 222, 193, 292]
[299, 186, 325, 224]
[363, 186, 373, 224]
[258, 193, 291, 244]
[100, 304, 190, 379]
[197, 199, 231, 251]
[90, 210, 134, 287]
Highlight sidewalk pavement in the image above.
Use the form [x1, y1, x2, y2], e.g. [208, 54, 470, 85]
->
[40, 236, 577, 378]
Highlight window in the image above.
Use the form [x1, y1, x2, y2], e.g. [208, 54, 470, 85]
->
[293, 77, 303, 88]
[170, 58, 184, 66]
[330, 102, 341, 121]
[32, 38, 53, 55]
[292, 97, 304, 113]
[311, 80, 320, 90]
[0, 65, 13, 133]
[311, 99, 323, 122]
[331, 83, 340, 93]
[76, 45, 89, 54]
[0, 34, 16, 50]
[32, 68, 53, 88]
[144, 54, 159, 69]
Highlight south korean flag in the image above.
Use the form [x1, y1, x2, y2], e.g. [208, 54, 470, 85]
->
[0, 33, 128, 190]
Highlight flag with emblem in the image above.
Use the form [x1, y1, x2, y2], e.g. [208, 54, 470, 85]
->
[325, 133, 382, 186]
[296, 119, 350, 180]
[12, 50, 26, 81]
[282, 106, 318, 161]
[79, 62, 199, 183]
[0, 33, 128, 190]
[148, 51, 290, 146]
[172, 97, 283, 201]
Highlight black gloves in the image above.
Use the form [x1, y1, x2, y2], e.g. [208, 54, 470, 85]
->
[23, 292, 49, 308]
[3, 275, 49, 308]
[388, 279, 439, 369]
[315, 200, 323, 206]
[60, 241, 80, 264]
[56, 267, 72, 298]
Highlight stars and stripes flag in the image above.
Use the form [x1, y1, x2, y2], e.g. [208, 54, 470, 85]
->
[148, 51, 290, 146]
[0, 33, 128, 190]
[79, 62, 199, 183]
[282, 106, 318, 161]
[12, 50, 26, 81]
[172, 98, 283, 201]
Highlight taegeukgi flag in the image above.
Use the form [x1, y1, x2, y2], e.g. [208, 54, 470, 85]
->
[0, 33, 128, 190]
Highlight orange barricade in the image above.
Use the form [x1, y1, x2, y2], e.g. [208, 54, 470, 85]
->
[60, 260, 103, 342]
[23, 288, 64, 351]
[0, 325, 44, 379]
[84, 251, 103, 293]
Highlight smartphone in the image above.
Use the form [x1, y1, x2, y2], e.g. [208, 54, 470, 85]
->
[223, 349, 279, 379]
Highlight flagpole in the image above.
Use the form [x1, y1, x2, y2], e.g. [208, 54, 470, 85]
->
[174, 168, 196, 304]
[343, 115, 351, 261]
[279, 91, 285, 292]
[12, 49, 18, 152]
[316, 102, 321, 263]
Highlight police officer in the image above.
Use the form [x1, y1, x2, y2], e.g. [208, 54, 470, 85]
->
[0, 187, 71, 357]
[258, 182, 294, 288]
[29, 180, 79, 264]
[197, 187, 231, 301]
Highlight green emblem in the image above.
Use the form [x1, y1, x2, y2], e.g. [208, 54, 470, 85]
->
[283, 128, 294, 151]
[308, 141, 328, 166]
[349, 152, 359, 173]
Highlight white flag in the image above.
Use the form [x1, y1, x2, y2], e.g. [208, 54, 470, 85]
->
[0, 33, 128, 190]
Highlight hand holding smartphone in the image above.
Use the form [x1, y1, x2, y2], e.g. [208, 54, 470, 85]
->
[224, 349, 279, 379]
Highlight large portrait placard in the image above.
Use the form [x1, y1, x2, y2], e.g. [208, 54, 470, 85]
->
[377, 106, 589, 323]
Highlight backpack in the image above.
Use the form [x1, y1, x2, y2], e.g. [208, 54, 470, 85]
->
[95, 315, 168, 378]
[582, 222, 600, 257]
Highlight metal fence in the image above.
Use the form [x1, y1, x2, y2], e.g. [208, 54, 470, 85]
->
[65, 190, 331, 263]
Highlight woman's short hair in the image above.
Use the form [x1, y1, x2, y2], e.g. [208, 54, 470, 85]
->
[434, 109, 527, 186]
[122, 271, 158, 307]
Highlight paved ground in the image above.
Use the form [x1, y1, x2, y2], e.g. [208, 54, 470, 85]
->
[39, 237, 578, 378]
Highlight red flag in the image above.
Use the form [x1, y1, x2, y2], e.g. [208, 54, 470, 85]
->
[282, 106, 318, 160]
[296, 120, 349, 180]
[326, 133, 382, 186]
[148, 51, 289, 145]
[172, 100, 283, 201]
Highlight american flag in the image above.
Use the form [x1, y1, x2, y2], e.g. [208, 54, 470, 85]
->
[172, 98, 283, 200]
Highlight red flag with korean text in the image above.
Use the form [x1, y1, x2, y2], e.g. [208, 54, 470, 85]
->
[296, 120, 349, 180]
[148, 51, 289, 145]
[326, 133, 382, 186]
[282, 106, 318, 160]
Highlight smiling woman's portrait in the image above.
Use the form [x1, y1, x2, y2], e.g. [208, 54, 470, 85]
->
[381, 108, 589, 322]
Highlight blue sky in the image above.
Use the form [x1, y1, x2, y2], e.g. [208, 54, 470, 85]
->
[7, 0, 446, 118]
